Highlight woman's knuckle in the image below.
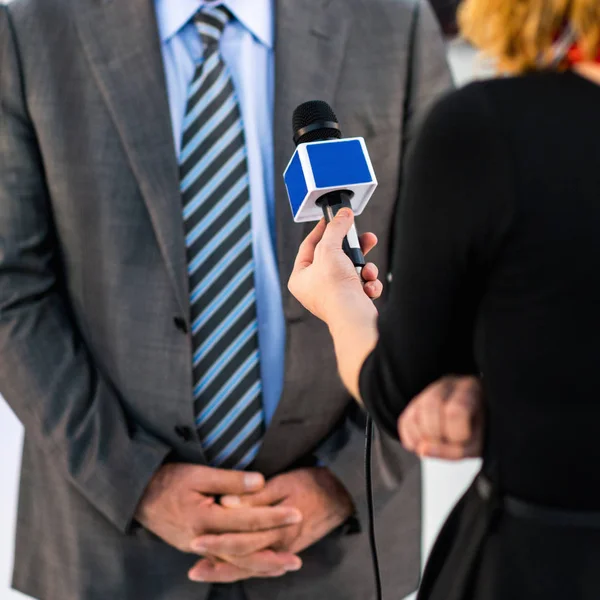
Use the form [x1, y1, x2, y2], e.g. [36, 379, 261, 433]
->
[461, 375, 479, 388]
[445, 400, 466, 419]
[413, 403, 426, 424]
[440, 376, 458, 396]
[422, 393, 439, 411]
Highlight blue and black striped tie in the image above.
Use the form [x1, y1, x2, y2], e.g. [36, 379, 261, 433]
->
[180, 5, 265, 470]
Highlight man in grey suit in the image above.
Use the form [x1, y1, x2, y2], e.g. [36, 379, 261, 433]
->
[0, 0, 453, 599]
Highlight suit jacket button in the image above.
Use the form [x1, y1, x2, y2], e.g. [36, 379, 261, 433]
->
[173, 316, 189, 334]
[175, 426, 194, 442]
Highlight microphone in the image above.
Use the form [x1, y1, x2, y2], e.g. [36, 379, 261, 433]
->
[283, 100, 378, 279]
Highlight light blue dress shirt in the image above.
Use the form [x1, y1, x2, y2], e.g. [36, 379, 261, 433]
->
[155, 0, 285, 426]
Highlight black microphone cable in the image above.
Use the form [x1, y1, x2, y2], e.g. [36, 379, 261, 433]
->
[365, 416, 383, 600]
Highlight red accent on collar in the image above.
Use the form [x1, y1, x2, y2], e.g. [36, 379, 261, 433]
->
[567, 44, 600, 65]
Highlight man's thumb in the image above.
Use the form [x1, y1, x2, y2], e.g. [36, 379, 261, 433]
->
[191, 466, 265, 495]
[322, 208, 354, 248]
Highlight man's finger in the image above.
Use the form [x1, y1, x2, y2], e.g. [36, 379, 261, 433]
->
[294, 219, 327, 269]
[221, 477, 287, 509]
[191, 528, 289, 557]
[359, 232, 378, 256]
[202, 550, 301, 575]
[222, 551, 301, 574]
[321, 208, 354, 249]
[188, 559, 287, 583]
[200, 504, 302, 535]
[189, 466, 265, 496]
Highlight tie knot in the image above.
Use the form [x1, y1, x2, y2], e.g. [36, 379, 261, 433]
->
[194, 5, 232, 48]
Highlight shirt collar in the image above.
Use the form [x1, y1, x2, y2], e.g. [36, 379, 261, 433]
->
[155, 0, 274, 49]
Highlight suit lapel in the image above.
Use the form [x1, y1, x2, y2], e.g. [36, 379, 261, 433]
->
[71, 0, 189, 316]
[253, 0, 353, 473]
[273, 0, 353, 321]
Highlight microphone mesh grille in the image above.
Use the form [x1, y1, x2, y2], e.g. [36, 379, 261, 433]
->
[292, 100, 342, 144]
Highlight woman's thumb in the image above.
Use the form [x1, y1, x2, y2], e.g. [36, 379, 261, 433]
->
[322, 208, 354, 248]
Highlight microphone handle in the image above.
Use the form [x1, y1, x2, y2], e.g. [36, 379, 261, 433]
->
[317, 191, 366, 280]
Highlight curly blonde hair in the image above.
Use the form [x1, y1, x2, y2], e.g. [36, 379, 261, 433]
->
[459, 0, 600, 73]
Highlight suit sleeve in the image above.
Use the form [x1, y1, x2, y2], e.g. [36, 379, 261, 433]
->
[318, 0, 455, 525]
[0, 7, 171, 534]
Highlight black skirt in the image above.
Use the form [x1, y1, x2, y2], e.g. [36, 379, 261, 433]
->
[418, 474, 600, 600]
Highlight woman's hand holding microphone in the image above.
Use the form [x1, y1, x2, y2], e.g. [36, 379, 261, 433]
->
[288, 209, 383, 321]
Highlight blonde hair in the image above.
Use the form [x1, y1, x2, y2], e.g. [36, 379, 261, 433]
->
[458, 0, 600, 73]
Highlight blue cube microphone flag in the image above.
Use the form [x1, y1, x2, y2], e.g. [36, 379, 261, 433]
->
[283, 101, 378, 277]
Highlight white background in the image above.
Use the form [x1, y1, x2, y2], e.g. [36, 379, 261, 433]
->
[0, 41, 482, 600]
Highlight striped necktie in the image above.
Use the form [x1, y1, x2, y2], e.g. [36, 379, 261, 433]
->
[180, 5, 265, 470]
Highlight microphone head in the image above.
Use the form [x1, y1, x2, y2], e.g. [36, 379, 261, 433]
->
[292, 100, 342, 145]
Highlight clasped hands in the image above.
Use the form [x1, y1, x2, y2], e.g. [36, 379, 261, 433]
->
[135, 464, 354, 583]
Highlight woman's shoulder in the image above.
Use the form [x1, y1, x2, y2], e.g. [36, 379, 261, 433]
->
[419, 72, 567, 145]
[425, 78, 513, 128]
[429, 71, 577, 127]
[408, 78, 521, 202]
[415, 80, 505, 151]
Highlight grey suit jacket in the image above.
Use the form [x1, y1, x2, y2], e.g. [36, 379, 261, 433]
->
[0, 0, 452, 598]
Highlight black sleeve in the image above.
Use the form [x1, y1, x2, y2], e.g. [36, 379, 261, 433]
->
[360, 84, 515, 439]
